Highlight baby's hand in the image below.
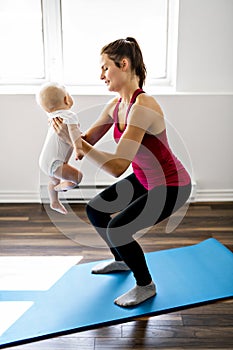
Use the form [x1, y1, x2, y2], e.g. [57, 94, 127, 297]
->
[75, 149, 84, 161]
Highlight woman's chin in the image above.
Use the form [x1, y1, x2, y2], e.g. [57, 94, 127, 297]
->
[107, 85, 116, 92]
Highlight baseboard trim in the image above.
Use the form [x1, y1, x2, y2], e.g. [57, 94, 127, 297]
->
[0, 188, 232, 203]
[195, 189, 233, 202]
[0, 192, 41, 203]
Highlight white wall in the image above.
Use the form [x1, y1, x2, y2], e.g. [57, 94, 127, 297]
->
[177, 0, 233, 92]
[0, 0, 232, 202]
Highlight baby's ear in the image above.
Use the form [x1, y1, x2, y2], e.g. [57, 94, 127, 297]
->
[64, 95, 69, 105]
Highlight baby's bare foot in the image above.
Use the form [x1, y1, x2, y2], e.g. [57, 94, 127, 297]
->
[54, 181, 76, 192]
[50, 201, 67, 214]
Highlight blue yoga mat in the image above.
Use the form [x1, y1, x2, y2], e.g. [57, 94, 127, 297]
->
[0, 238, 233, 348]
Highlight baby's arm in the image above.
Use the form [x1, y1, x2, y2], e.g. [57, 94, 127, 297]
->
[67, 124, 84, 160]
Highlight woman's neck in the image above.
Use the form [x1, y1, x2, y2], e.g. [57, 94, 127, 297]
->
[118, 82, 140, 104]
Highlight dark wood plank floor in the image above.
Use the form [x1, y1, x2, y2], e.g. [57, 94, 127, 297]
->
[0, 202, 233, 349]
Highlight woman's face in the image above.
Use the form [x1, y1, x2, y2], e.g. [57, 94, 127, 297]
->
[100, 54, 125, 92]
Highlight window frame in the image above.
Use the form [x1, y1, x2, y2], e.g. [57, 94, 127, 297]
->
[0, 0, 179, 94]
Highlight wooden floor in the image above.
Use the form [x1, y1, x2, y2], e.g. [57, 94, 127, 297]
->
[0, 201, 233, 349]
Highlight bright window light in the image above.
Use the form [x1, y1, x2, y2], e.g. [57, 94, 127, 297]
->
[0, 0, 44, 83]
[61, 0, 168, 86]
[0, 0, 177, 89]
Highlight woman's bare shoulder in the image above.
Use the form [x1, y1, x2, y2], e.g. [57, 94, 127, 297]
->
[103, 96, 119, 117]
[136, 92, 164, 117]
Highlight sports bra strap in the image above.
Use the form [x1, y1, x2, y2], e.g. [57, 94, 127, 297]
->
[130, 88, 145, 104]
[113, 88, 145, 123]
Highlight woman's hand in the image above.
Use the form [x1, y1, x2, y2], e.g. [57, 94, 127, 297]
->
[52, 117, 72, 146]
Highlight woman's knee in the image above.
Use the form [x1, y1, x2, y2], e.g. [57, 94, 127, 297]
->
[106, 217, 133, 247]
[86, 195, 112, 229]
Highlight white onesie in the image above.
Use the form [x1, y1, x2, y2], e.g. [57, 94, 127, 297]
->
[39, 110, 80, 177]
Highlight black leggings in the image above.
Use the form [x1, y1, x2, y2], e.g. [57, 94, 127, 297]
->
[86, 173, 191, 286]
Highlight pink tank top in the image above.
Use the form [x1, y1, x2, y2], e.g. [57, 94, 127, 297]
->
[113, 89, 191, 190]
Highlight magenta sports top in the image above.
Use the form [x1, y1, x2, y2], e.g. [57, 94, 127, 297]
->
[113, 89, 191, 190]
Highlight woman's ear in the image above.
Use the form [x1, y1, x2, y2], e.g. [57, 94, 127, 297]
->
[121, 58, 129, 71]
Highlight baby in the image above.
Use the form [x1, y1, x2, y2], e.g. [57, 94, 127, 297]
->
[37, 82, 84, 214]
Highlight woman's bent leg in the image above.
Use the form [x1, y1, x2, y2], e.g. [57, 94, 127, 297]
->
[106, 183, 192, 285]
[109, 183, 191, 306]
[86, 178, 191, 307]
[86, 174, 147, 263]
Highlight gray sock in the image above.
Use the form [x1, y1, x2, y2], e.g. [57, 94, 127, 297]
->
[114, 281, 156, 307]
[91, 260, 130, 274]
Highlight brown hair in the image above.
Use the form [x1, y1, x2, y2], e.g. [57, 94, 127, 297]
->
[101, 37, 147, 88]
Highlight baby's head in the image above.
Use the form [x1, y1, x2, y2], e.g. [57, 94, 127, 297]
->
[37, 82, 73, 113]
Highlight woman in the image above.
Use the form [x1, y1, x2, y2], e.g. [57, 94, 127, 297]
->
[53, 37, 191, 307]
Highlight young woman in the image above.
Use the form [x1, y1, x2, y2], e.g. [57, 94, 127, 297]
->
[53, 37, 191, 307]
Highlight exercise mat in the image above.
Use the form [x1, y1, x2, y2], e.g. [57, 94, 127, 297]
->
[0, 238, 232, 348]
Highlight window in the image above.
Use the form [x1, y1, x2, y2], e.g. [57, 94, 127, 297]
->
[61, 0, 168, 86]
[0, 0, 45, 83]
[0, 0, 178, 90]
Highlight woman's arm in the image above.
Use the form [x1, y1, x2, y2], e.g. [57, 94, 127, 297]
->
[81, 136, 133, 178]
[82, 99, 116, 145]
[82, 104, 158, 177]
[82, 114, 113, 146]
[53, 98, 116, 146]
[53, 94, 164, 178]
